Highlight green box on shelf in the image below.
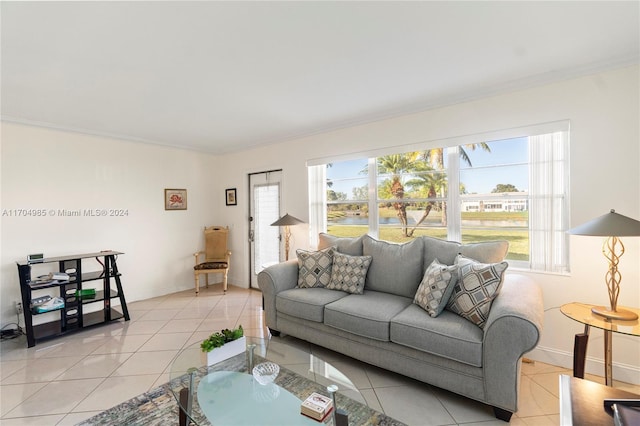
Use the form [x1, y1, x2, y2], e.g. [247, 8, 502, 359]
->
[75, 288, 96, 298]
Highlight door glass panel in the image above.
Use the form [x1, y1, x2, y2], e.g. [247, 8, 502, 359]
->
[254, 184, 280, 274]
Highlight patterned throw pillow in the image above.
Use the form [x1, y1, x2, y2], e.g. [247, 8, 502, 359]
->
[296, 247, 336, 288]
[414, 259, 458, 317]
[446, 254, 508, 328]
[327, 252, 372, 294]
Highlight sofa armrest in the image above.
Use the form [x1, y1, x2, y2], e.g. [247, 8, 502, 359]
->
[482, 273, 544, 412]
[257, 260, 298, 329]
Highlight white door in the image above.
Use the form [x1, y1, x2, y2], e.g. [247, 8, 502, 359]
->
[249, 170, 282, 289]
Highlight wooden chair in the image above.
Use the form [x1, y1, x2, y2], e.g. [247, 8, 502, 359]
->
[194, 226, 231, 294]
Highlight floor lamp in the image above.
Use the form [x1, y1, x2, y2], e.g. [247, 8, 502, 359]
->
[271, 213, 304, 261]
[567, 209, 640, 321]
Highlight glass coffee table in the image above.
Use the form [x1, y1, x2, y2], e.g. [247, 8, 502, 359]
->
[169, 336, 398, 426]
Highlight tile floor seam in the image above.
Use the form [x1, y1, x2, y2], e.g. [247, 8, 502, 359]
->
[66, 376, 110, 416]
[369, 387, 386, 415]
[3, 377, 104, 419]
[523, 376, 563, 409]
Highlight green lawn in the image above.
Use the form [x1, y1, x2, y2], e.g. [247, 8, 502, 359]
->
[327, 209, 530, 261]
[327, 224, 529, 261]
[333, 207, 528, 222]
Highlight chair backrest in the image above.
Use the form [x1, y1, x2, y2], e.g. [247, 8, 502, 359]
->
[204, 226, 229, 261]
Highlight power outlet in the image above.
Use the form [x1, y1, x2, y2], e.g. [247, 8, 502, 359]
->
[15, 301, 23, 315]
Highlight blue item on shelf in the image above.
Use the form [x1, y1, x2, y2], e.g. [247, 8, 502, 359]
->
[34, 297, 64, 313]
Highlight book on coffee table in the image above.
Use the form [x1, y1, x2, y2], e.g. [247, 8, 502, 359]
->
[301, 392, 333, 421]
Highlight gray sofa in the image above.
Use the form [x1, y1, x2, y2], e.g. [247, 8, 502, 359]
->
[258, 234, 543, 422]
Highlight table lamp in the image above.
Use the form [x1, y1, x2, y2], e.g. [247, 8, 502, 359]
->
[567, 209, 640, 321]
[271, 213, 304, 261]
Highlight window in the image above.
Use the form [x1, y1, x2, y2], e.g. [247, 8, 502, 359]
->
[324, 158, 370, 238]
[308, 122, 570, 273]
[458, 138, 530, 263]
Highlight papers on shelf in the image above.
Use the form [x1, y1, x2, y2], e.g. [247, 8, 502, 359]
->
[28, 273, 70, 288]
[51, 272, 70, 280]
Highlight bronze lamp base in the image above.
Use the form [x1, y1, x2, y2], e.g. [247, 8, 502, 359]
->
[591, 306, 639, 321]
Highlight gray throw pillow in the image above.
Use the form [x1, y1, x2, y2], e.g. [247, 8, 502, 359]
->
[446, 254, 508, 329]
[459, 240, 509, 264]
[297, 247, 336, 288]
[414, 259, 458, 317]
[422, 236, 461, 266]
[363, 235, 424, 298]
[327, 252, 372, 294]
[318, 233, 365, 256]
[422, 236, 509, 266]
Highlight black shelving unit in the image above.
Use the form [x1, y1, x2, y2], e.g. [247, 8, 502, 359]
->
[16, 251, 130, 347]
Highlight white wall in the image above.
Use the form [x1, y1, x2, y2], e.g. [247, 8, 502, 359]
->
[215, 65, 640, 383]
[1, 123, 218, 327]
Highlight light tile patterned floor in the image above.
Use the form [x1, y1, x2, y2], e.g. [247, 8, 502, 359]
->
[1, 285, 638, 425]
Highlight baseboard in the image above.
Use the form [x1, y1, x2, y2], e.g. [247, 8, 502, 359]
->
[527, 345, 640, 386]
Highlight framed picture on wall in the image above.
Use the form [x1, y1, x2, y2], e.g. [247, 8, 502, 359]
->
[165, 188, 187, 210]
[226, 188, 237, 206]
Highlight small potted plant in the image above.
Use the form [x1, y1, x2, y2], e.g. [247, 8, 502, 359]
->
[201, 325, 245, 366]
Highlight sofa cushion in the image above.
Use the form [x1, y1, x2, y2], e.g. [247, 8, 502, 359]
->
[276, 288, 348, 323]
[363, 236, 424, 298]
[422, 236, 461, 266]
[422, 236, 509, 267]
[318, 233, 365, 256]
[296, 247, 336, 288]
[413, 259, 458, 317]
[324, 291, 412, 341]
[460, 241, 509, 264]
[390, 304, 484, 367]
[327, 252, 372, 294]
[446, 255, 508, 329]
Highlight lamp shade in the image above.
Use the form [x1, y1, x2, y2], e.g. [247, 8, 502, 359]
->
[270, 213, 304, 227]
[567, 209, 640, 237]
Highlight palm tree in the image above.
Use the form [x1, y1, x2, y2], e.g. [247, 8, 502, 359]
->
[404, 165, 446, 237]
[372, 153, 423, 237]
[427, 143, 491, 169]
[359, 144, 491, 238]
[326, 163, 333, 188]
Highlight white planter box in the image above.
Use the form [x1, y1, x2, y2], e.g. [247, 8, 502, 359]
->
[206, 336, 246, 366]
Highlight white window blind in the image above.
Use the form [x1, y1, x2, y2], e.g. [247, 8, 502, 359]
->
[308, 165, 326, 249]
[528, 130, 570, 273]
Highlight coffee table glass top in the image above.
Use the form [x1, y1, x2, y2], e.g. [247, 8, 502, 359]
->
[561, 302, 640, 336]
[169, 336, 367, 425]
[198, 370, 316, 425]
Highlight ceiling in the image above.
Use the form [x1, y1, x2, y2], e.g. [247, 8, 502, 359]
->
[2, 1, 639, 154]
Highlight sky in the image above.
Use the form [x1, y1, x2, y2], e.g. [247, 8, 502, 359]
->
[326, 137, 528, 198]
